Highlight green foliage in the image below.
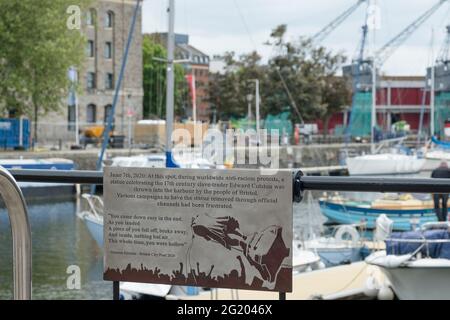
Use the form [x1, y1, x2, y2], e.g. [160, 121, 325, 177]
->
[0, 0, 92, 117]
[142, 35, 186, 118]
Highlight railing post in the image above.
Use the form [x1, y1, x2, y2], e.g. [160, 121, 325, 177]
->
[0, 167, 32, 300]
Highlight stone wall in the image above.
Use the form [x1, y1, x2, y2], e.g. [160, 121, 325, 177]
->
[36, 0, 143, 146]
[0, 143, 371, 171]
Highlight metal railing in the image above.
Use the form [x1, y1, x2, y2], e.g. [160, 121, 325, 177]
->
[9, 169, 450, 194]
[0, 167, 32, 300]
[4, 168, 450, 300]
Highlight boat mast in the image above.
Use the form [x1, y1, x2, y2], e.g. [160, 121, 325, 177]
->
[165, 0, 178, 167]
[431, 51, 436, 138]
[371, 60, 377, 153]
[370, 1, 378, 154]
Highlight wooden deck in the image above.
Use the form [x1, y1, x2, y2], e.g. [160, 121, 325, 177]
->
[173, 262, 386, 300]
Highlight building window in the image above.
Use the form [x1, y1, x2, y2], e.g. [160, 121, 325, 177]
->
[104, 104, 113, 123]
[105, 73, 114, 90]
[87, 72, 96, 89]
[86, 9, 96, 26]
[105, 11, 114, 28]
[68, 105, 76, 131]
[104, 42, 112, 59]
[86, 104, 96, 123]
[86, 40, 94, 57]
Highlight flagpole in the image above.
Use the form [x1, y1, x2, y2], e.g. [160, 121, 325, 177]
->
[192, 74, 197, 124]
[165, 0, 179, 167]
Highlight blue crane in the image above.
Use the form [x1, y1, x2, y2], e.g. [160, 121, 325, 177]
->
[311, 0, 368, 44]
[437, 25, 450, 64]
[376, 0, 449, 67]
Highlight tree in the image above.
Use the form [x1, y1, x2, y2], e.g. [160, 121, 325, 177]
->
[209, 24, 352, 132]
[209, 51, 267, 119]
[142, 35, 186, 119]
[266, 25, 351, 125]
[0, 0, 92, 143]
[321, 76, 352, 136]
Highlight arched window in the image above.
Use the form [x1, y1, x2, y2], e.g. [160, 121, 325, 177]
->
[86, 9, 96, 26]
[105, 11, 114, 28]
[87, 104, 97, 123]
[104, 104, 113, 124]
[86, 40, 94, 57]
[104, 42, 112, 59]
[87, 72, 96, 89]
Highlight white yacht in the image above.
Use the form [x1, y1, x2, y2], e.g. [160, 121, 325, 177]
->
[347, 153, 426, 175]
[365, 222, 450, 300]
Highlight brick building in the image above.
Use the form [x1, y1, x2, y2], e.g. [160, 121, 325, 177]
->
[38, 0, 143, 146]
[317, 76, 430, 134]
[150, 33, 211, 122]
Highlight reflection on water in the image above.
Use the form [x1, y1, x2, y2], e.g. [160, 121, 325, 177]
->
[0, 200, 111, 300]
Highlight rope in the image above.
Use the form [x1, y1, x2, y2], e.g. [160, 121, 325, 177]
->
[323, 263, 368, 297]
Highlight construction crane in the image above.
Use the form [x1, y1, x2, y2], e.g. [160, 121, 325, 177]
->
[437, 25, 450, 64]
[432, 25, 450, 93]
[427, 24, 450, 137]
[355, 25, 369, 64]
[343, 25, 372, 91]
[376, 0, 448, 67]
[346, 0, 449, 90]
[311, 0, 367, 43]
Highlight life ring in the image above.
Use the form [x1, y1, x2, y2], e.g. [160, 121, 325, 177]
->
[334, 225, 360, 245]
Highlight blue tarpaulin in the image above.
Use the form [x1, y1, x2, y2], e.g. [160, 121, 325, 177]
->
[386, 229, 450, 259]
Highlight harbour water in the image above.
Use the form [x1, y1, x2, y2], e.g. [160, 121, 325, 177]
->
[0, 200, 112, 299]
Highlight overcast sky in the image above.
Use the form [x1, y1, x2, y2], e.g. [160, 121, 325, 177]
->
[141, 0, 450, 76]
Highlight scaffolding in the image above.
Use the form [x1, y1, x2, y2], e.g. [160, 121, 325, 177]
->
[347, 91, 373, 137]
[434, 92, 450, 137]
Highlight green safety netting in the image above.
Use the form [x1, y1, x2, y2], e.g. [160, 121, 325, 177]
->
[229, 117, 256, 131]
[434, 92, 450, 137]
[333, 124, 345, 135]
[348, 92, 372, 137]
[230, 111, 293, 138]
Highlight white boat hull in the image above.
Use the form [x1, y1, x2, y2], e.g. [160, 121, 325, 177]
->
[347, 154, 426, 176]
[366, 251, 450, 300]
[379, 266, 450, 300]
[424, 150, 450, 171]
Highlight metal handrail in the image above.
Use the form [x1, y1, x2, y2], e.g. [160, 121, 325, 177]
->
[0, 167, 31, 300]
[8, 169, 450, 194]
[4, 168, 450, 301]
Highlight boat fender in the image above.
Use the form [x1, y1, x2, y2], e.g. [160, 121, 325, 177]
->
[377, 286, 395, 300]
[334, 225, 360, 245]
[363, 276, 379, 298]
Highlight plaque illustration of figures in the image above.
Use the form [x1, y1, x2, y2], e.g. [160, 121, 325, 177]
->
[104, 168, 293, 292]
[188, 213, 291, 290]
